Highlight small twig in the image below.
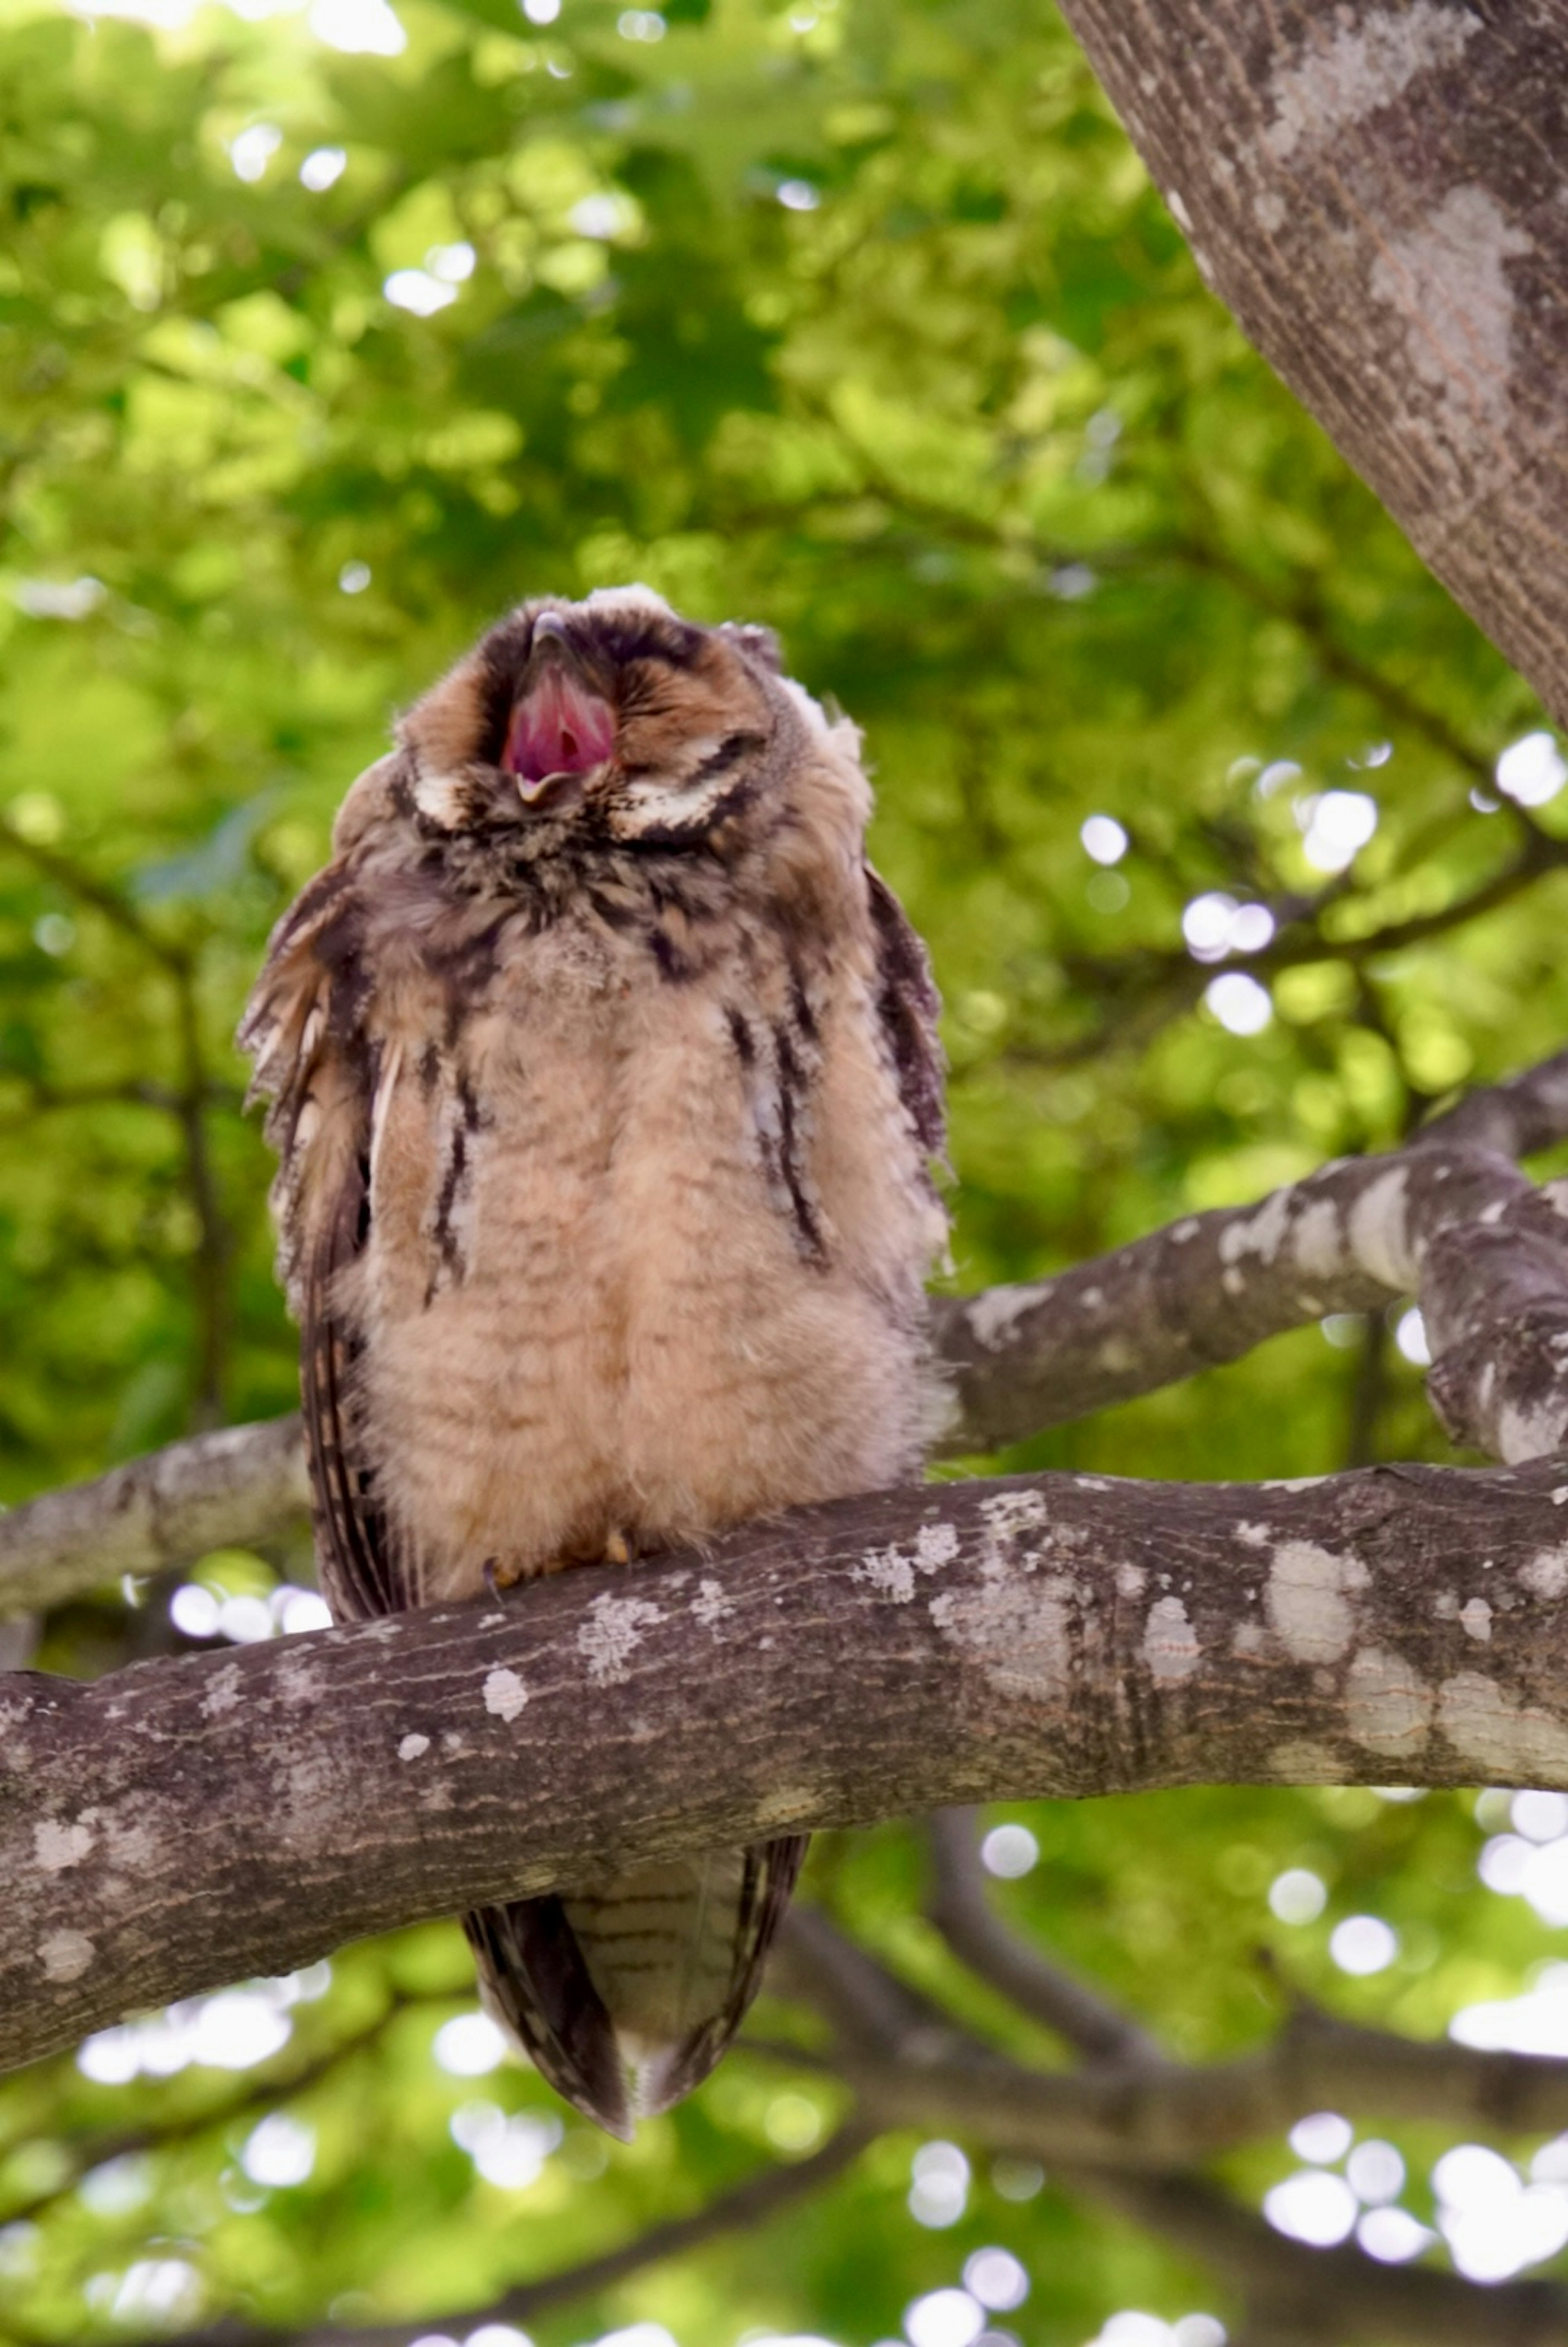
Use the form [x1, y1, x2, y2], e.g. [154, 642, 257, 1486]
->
[925, 1808, 1162, 2064]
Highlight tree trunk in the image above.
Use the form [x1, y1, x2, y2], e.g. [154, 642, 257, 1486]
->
[1055, 0, 1568, 724]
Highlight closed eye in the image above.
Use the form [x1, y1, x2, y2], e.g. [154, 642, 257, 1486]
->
[619, 732, 764, 793]
[615, 730, 768, 843]
[688, 732, 766, 786]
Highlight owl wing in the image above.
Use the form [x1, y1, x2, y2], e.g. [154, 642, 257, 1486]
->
[865, 863, 947, 1166]
[238, 842, 410, 1623]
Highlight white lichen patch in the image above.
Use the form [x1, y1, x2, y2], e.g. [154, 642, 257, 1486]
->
[481, 1667, 527, 1722]
[857, 1520, 960, 1604]
[1264, 2, 1480, 161]
[1522, 1547, 1568, 1600]
[1369, 187, 1533, 466]
[1116, 1560, 1147, 1599]
[1265, 1540, 1369, 1664]
[1236, 1522, 1271, 1549]
[398, 1732, 431, 1761]
[929, 1576, 1072, 1704]
[857, 1546, 918, 1604]
[277, 1657, 325, 1706]
[33, 1819, 94, 1873]
[1218, 1187, 1292, 1269]
[40, 1930, 94, 1982]
[966, 1282, 1046, 1349]
[1439, 1670, 1568, 1780]
[1292, 1197, 1345, 1281]
[1345, 1167, 1414, 1290]
[1345, 1646, 1434, 1757]
[1232, 1621, 1267, 1657]
[1143, 1595, 1201, 1683]
[201, 1662, 243, 1719]
[578, 1593, 664, 1687]
[691, 1577, 735, 1630]
[1498, 1399, 1568, 1464]
[1461, 1597, 1494, 1642]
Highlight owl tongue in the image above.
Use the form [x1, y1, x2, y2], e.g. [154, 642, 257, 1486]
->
[504, 671, 617, 797]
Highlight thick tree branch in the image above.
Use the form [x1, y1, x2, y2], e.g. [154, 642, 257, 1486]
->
[1053, 0, 1568, 727]
[11, 1455, 1568, 2071]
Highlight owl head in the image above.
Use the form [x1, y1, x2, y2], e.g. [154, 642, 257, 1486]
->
[379, 586, 826, 858]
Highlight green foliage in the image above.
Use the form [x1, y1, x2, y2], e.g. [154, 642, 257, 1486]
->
[2, 0, 1567, 2338]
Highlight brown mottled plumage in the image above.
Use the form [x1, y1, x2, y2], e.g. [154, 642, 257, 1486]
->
[241, 586, 947, 2136]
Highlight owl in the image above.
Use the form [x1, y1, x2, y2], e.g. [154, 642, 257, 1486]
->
[240, 586, 947, 2136]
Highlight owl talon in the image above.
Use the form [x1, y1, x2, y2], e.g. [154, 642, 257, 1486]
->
[603, 1528, 633, 1566]
[483, 1555, 527, 1598]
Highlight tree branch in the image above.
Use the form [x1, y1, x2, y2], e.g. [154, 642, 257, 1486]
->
[1051, 0, 1568, 729]
[0, 1414, 311, 1615]
[11, 1454, 1568, 2071]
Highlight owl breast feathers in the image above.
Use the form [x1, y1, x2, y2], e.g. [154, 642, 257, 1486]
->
[241, 584, 948, 2135]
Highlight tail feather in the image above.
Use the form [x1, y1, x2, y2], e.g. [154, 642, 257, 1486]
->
[466, 1834, 807, 2137]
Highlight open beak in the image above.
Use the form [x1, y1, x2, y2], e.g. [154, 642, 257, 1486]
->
[503, 615, 617, 805]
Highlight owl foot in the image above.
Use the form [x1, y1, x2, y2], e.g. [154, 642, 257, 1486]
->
[483, 1553, 584, 1597]
[602, 1528, 633, 1566]
[481, 1555, 532, 1598]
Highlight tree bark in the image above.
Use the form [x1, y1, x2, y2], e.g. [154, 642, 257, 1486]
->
[7, 1451, 1568, 2075]
[1054, 0, 1568, 726]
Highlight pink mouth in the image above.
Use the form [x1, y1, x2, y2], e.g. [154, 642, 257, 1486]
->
[503, 672, 617, 798]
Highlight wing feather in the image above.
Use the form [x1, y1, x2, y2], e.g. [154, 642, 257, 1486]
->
[864, 863, 946, 1164]
[240, 842, 412, 1621]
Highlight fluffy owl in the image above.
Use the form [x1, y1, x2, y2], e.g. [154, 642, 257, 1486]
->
[240, 586, 947, 2136]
